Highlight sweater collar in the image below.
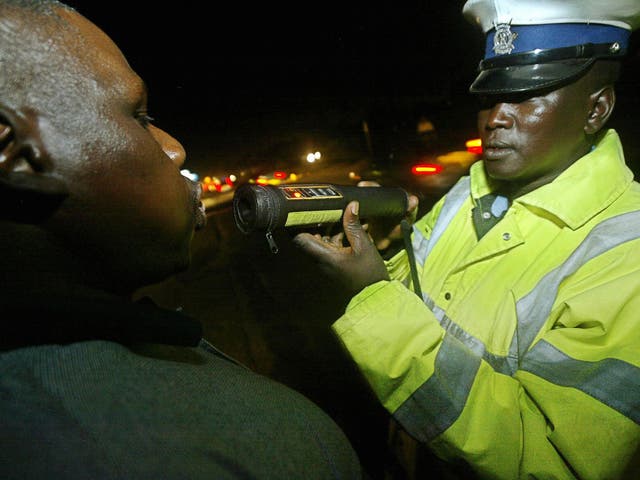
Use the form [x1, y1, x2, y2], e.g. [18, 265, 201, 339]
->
[1, 281, 202, 351]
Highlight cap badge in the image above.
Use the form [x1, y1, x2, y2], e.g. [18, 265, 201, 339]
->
[493, 23, 518, 55]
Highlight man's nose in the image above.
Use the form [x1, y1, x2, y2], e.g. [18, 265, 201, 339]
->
[149, 124, 186, 168]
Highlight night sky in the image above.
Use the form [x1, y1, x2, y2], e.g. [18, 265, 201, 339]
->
[69, 2, 480, 96]
[64, 1, 640, 174]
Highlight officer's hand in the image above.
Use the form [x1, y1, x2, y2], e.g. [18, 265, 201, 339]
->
[356, 181, 420, 251]
[293, 200, 390, 299]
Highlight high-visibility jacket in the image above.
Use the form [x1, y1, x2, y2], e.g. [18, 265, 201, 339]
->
[333, 129, 640, 479]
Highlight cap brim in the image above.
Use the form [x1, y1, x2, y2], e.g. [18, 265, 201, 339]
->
[469, 59, 596, 94]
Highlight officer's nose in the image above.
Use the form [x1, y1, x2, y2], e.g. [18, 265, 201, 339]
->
[482, 103, 514, 130]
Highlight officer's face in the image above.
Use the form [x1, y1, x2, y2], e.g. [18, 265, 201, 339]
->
[477, 77, 594, 196]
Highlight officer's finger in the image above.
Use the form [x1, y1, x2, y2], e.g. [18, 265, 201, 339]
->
[329, 231, 344, 245]
[408, 194, 419, 214]
[342, 201, 370, 254]
[293, 232, 334, 257]
[376, 237, 392, 251]
[406, 194, 419, 222]
[357, 180, 381, 187]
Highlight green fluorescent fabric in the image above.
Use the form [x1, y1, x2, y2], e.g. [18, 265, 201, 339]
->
[333, 129, 640, 479]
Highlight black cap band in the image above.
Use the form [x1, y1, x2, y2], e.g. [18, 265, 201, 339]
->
[479, 42, 626, 70]
[469, 42, 627, 94]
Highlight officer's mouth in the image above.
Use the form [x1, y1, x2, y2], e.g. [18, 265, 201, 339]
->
[483, 141, 514, 160]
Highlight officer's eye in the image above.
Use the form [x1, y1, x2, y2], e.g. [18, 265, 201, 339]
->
[475, 91, 540, 110]
[475, 95, 497, 110]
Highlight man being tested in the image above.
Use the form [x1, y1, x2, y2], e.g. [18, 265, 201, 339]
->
[294, 0, 640, 478]
[0, 1, 362, 478]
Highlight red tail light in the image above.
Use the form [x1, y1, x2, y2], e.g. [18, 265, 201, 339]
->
[411, 163, 443, 176]
[274, 171, 287, 179]
[466, 138, 483, 155]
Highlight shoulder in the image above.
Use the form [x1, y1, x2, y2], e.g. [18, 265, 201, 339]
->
[1, 341, 362, 480]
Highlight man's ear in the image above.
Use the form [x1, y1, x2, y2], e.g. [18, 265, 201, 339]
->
[584, 86, 616, 135]
[0, 106, 69, 223]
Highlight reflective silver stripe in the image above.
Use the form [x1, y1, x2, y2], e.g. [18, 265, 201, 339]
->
[413, 176, 471, 267]
[521, 340, 640, 424]
[422, 293, 445, 322]
[394, 333, 481, 442]
[513, 211, 640, 360]
[396, 297, 515, 442]
[439, 313, 517, 375]
[396, 207, 640, 437]
[425, 292, 516, 373]
[411, 228, 429, 273]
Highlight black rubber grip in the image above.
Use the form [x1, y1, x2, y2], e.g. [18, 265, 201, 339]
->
[233, 183, 409, 234]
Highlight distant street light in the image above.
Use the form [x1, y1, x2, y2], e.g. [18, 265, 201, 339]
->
[306, 151, 322, 163]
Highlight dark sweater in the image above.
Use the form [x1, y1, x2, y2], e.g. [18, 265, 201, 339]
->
[0, 284, 362, 479]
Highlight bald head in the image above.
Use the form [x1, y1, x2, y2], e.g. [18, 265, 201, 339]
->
[0, 0, 144, 174]
[0, 2, 95, 119]
[0, 2, 76, 77]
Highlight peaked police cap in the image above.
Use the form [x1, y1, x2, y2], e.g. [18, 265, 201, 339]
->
[462, 0, 640, 94]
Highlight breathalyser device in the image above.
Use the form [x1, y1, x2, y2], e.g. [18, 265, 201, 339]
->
[232, 183, 410, 253]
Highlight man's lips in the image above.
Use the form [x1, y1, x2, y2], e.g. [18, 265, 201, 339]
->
[195, 200, 207, 230]
[191, 183, 207, 230]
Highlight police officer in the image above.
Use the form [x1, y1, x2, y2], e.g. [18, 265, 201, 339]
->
[293, 0, 640, 478]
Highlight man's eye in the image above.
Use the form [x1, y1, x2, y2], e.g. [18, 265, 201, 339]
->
[136, 112, 155, 128]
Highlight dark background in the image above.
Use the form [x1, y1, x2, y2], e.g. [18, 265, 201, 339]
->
[65, 1, 478, 170]
[63, 1, 640, 176]
[65, 1, 640, 175]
